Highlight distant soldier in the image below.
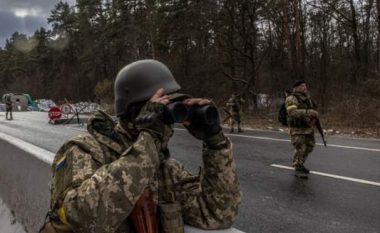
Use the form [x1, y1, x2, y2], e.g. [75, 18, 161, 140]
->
[285, 80, 318, 178]
[5, 94, 13, 120]
[225, 93, 245, 133]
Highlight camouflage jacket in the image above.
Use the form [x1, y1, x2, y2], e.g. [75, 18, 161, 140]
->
[49, 110, 241, 233]
[226, 95, 244, 114]
[5, 96, 12, 108]
[285, 92, 317, 135]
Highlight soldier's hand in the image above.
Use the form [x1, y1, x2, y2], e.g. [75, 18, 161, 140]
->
[150, 88, 170, 105]
[135, 89, 169, 139]
[184, 98, 210, 107]
[309, 118, 317, 127]
[183, 98, 222, 142]
[308, 109, 319, 118]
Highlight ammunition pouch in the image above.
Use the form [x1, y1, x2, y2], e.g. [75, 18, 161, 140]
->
[158, 201, 184, 233]
[288, 118, 309, 128]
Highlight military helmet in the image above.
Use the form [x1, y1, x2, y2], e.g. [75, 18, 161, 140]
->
[114, 59, 181, 117]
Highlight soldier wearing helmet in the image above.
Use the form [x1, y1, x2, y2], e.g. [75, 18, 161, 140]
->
[41, 60, 241, 233]
[4, 94, 13, 120]
[225, 93, 245, 133]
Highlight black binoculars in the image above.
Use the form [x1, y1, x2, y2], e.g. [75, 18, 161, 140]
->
[164, 101, 219, 125]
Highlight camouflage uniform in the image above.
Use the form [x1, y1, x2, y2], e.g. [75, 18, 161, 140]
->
[226, 94, 244, 133]
[285, 92, 316, 170]
[46, 110, 241, 233]
[5, 95, 13, 120]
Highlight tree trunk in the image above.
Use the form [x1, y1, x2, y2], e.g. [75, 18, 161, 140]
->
[283, 0, 296, 79]
[294, 0, 302, 78]
[363, 0, 374, 77]
[349, 0, 361, 84]
[377, 0, 380, 71]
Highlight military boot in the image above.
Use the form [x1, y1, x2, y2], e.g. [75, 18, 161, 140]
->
[294, 166, 308, 179]
[300, 166, 310, 174]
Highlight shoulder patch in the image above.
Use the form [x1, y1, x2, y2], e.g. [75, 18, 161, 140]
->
[285, 95, 299, 105]
[55, 155, 66, 170]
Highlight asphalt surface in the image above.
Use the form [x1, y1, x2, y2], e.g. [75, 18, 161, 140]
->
[0, 112, 379, 233]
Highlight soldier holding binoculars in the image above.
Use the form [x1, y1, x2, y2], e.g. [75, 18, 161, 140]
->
[41, 60, 241, 233]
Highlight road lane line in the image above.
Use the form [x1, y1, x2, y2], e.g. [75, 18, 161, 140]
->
[317, 143, 380, 152]
[174, 128, 380, 152]
[270, 164, 380, 187]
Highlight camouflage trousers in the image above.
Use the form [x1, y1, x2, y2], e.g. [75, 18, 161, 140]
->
[291, 133, 315, 169]
[229, 112, 242, 132]
[5, 108, 12, 120]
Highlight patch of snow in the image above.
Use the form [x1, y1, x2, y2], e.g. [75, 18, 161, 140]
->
[0, 198, 26, 233]
[35, 99, 57, 112]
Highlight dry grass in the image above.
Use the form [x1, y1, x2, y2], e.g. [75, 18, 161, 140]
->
[228, 113, 380, 139]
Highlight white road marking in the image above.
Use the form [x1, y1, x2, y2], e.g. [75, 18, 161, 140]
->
[317, 143, 380, 152]
[270, 164, 380, 187]
[174, 128, 380, 152]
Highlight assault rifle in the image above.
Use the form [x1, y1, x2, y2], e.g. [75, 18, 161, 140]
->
[130, 190, 158, 233]
[315, 118, 327, 147]
[222, 107, 232, 123]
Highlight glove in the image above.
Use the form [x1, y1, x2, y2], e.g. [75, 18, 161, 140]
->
[184, 104, 223, 143]
[134, 102, 166, 139]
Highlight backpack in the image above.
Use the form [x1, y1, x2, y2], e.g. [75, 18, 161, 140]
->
[278, 102, 288, 126]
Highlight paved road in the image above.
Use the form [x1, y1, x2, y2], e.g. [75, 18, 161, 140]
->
[0, 112, 379, 233]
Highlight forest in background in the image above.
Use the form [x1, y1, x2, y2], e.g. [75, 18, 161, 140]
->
[0, 0, 379, 134]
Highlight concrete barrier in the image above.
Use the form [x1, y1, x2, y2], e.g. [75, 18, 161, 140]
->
[0, 131, 53, 233]
[0, 131, 244, 233]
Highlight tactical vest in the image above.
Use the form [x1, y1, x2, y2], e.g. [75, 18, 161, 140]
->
[287, 93, 315, 128]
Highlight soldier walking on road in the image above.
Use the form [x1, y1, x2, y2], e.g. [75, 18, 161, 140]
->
[5, 94, 13, 120]
[285, 80, 319, 178]
[40, 60, 241, 233]
[226, 93, 245, 133]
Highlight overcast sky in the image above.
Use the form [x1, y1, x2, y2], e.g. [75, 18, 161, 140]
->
[0, 0, 75, 48]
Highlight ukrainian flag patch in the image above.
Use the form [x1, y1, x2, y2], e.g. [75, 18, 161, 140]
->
[56, 155, 66, 170]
